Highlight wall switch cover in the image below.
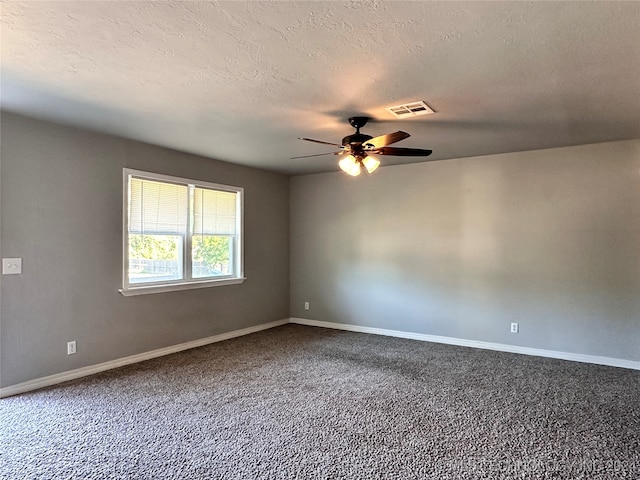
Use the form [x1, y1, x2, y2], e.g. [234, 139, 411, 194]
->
[2, 258, 22, 275]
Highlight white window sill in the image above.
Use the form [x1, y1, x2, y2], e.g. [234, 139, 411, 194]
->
[119, 277, 246, 296]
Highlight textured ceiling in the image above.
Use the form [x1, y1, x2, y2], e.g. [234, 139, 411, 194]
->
[2, 1, 640, 175]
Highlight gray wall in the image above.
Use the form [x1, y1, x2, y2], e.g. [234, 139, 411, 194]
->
[290, 140, 640, 362]
[1, 112, 290, 387]
[3, 110, 638, 389]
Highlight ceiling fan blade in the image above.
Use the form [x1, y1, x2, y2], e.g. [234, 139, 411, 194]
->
[298, 137, 342, 147]
[290, 151, 341, 159]
[363, 131, 410, 149]
[373, 146, 433, 156]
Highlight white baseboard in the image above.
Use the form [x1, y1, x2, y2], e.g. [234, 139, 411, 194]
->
[4, 316, 637, 398]
[0, 318, 289, 398]
[290, 317, 640, 371]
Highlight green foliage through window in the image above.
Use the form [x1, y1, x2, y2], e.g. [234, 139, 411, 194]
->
[193, 236, 231, 275]
[129, 234, 179, 261]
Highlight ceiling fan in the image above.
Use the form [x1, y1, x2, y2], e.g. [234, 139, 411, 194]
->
[292, 116, 433, 176]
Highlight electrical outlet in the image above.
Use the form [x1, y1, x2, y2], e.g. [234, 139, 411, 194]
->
[510, 322, 519, 334]
[304, 302, 310, 310]
[67, 341, 77, 355]
[2, 258, 22, 275]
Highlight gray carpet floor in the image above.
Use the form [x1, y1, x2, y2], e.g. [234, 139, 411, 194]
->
[1, 324, 639, 479]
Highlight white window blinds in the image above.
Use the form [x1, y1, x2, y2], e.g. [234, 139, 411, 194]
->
[129, 178, 188, 235]
[193, 187, 237, 235]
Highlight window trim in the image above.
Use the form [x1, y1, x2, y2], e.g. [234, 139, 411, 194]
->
[120, 168, 245, 296]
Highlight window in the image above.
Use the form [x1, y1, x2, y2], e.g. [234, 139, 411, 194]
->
[121, 169, 244, 296]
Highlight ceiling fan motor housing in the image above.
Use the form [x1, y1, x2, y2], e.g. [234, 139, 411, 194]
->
[342, 132, 373, 146]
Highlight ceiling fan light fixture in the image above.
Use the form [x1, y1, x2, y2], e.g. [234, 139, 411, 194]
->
[339, 155, 361, 176]
[363, 155, 380, 174]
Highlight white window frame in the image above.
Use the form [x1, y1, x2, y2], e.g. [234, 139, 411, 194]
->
[120, 169, 245, 296]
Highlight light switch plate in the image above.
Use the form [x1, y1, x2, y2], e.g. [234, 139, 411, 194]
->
[2, 258, 22, 275]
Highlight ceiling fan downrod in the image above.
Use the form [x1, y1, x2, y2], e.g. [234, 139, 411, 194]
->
[343, 117, 373, 146]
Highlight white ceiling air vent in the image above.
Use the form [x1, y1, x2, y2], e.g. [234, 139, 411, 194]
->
[386, 101, 435, 118]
